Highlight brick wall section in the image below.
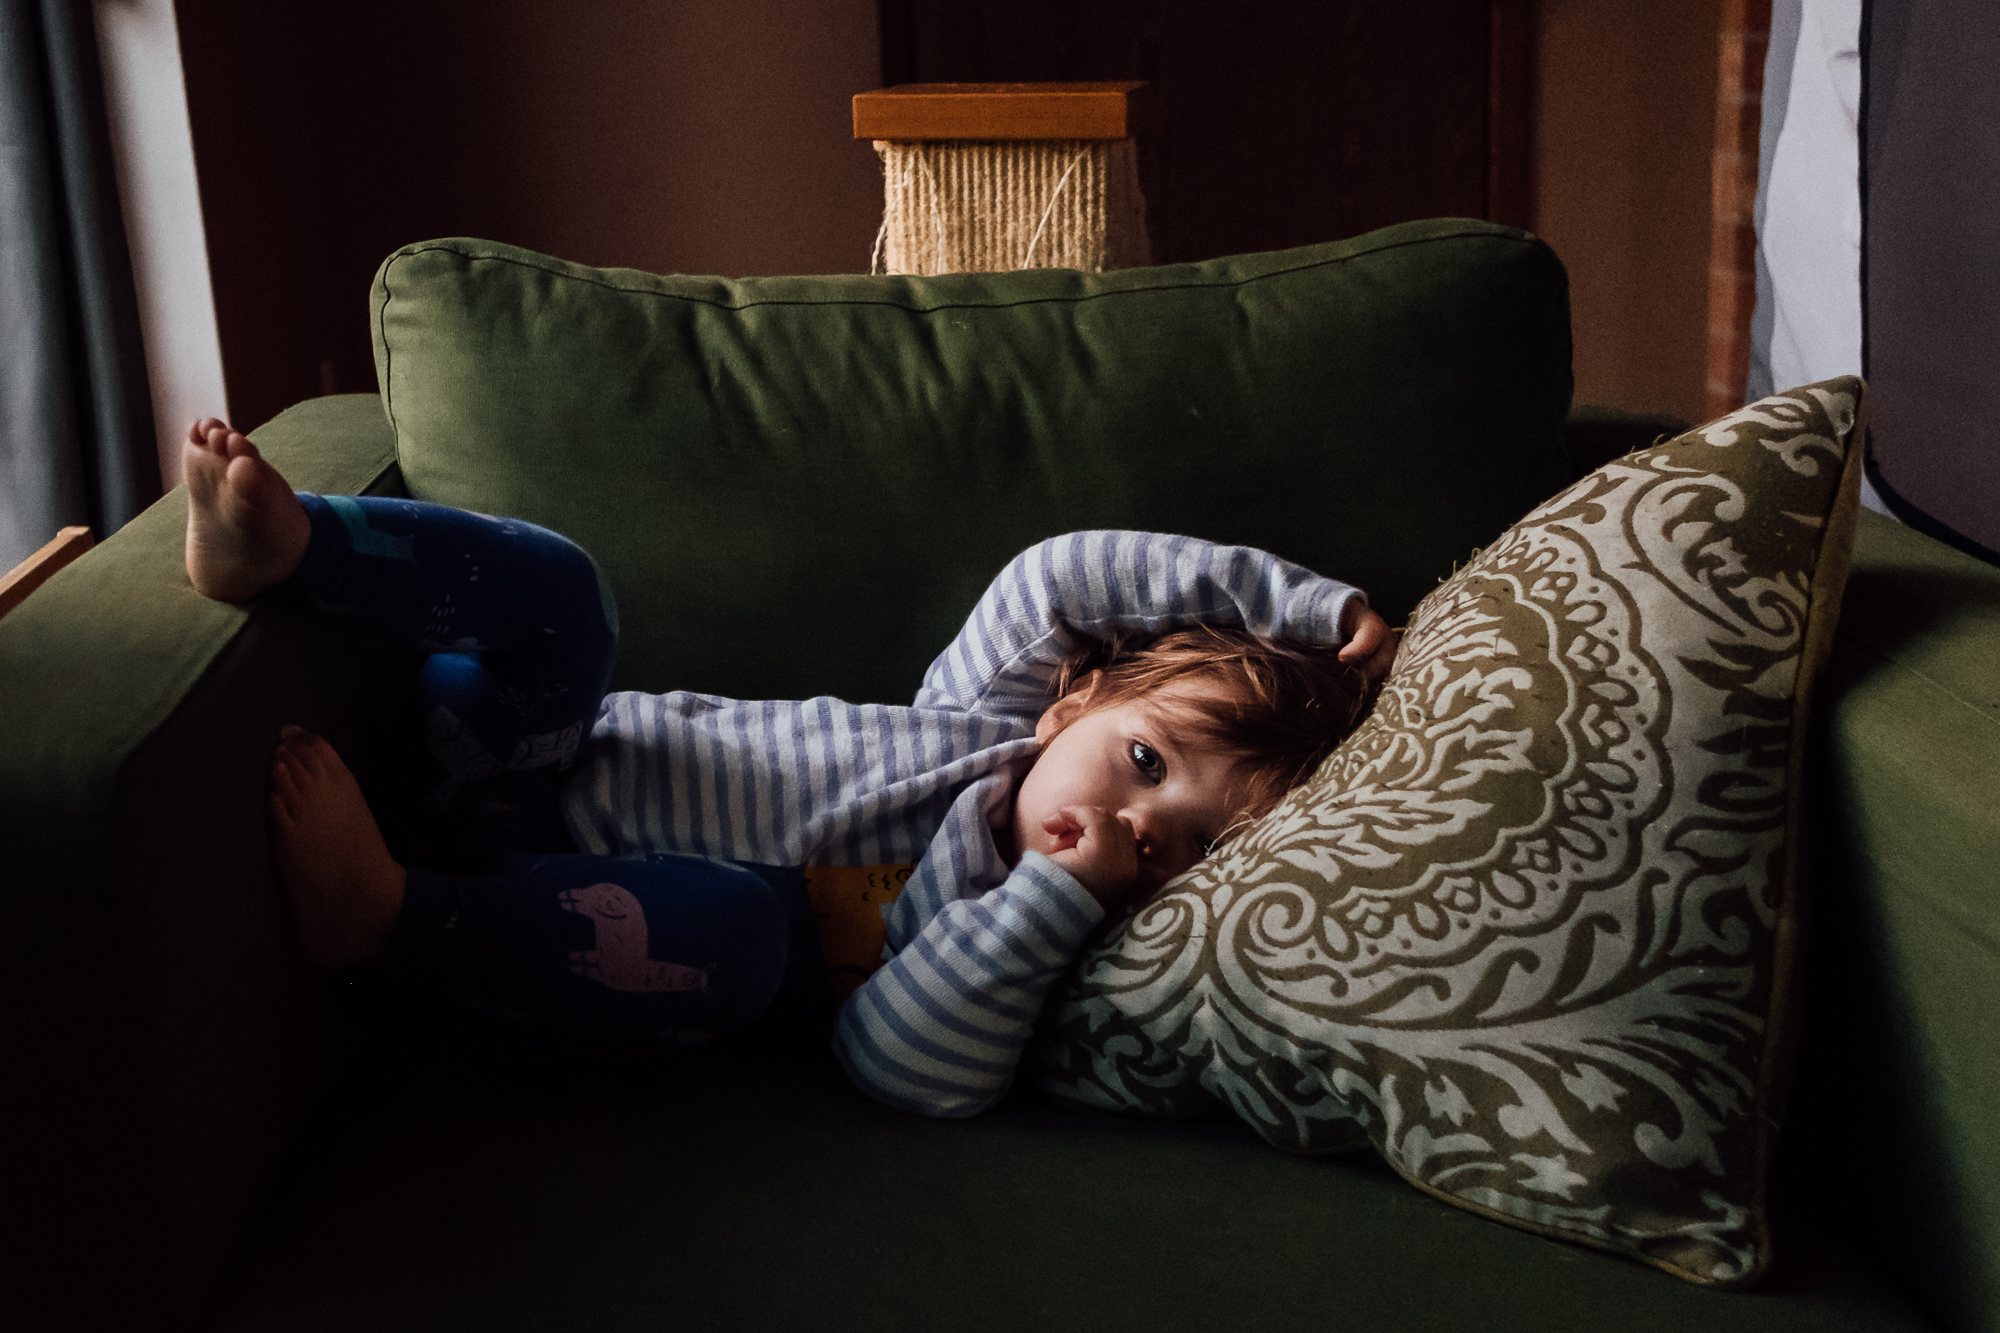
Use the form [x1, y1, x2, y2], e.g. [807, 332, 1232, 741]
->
[1706, 0, 1771, 421]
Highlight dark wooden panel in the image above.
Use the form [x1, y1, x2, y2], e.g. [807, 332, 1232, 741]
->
[885, 0, 1494, 264]
[1864, 2, 2000, 559]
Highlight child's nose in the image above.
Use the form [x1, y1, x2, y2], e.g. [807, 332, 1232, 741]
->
[1120, 806, 1158, 848]
[1121, 807, 1184, 867]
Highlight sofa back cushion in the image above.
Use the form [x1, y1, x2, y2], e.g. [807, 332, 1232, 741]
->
[370, 221, 1571, 702]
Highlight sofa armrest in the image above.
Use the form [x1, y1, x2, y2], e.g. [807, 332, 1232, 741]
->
[1795, 507, 2000, 1333]
[1, 395, 400, 856]
[0, 395, 408, 1329]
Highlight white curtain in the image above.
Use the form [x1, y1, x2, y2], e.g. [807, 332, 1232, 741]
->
[1749, 0, 1886, 513]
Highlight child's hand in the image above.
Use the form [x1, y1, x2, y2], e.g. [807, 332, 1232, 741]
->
[1338, 603, 1403, 682]
[1041, 806, 1146, 908]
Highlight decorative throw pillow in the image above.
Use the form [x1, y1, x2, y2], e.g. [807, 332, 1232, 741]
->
[1030, 379, 1867, 1287]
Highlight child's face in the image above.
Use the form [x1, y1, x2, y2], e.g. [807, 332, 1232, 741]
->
[1011, 677, 1248, 900]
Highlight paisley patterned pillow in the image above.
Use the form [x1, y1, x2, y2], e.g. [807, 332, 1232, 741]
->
[1030, 380, 1867, 1287]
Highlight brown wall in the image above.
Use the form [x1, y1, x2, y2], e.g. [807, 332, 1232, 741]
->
[176, 0, 883, 433]
[177, 0, 1721, 434]
[1533, 0, 1721, 426]
[882, 1, 1496, 266]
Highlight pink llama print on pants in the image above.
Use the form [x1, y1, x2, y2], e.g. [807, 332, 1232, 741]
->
[558, 882, 715, 994]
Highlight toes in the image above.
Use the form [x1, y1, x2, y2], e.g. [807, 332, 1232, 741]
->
[268, 756, 300, 822]
[198, 422, 256, 459]
[222, 452, 262, 495]
[183, 423, 226, 483]
[266, 726, 356, 825]
[220, 438, 283, 505]
[289, 728, 344, 783]
[269, 726, 310, 792]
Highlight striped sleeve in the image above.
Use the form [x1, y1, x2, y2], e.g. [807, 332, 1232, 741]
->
[913, 530, 1366, 719]
[831, 852, 1105, 1118]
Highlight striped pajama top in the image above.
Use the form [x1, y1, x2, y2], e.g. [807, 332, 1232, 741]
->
[559, 530, 1364, 1116]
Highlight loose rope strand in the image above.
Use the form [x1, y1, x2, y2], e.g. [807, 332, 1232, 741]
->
[1023, 143, 1088, 269]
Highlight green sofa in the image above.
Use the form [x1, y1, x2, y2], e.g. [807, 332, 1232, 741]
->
[1, 220, 1993, 1332]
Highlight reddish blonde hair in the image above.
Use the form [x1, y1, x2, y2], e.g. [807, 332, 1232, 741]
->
[1049, 624, 1373, 836]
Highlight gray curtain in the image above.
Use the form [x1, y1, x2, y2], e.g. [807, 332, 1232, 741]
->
[1, 0, 157, 572]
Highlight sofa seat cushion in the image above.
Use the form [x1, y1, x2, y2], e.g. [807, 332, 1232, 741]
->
[206, 993, 1933, 1333]
[1033, 382, 1868, 1286]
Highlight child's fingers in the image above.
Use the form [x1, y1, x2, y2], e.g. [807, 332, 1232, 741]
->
[1063, 805, 1127, 849]
[1051, 806, 1141, 901]
[1041, 810, 1085, 854]
[1344, 625, 1392, 679]
[1363, 627, 1404, 680]
[1339, 607, 1388, 662]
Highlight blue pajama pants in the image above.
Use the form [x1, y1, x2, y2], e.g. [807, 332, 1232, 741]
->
[281, 493, 821, 1049]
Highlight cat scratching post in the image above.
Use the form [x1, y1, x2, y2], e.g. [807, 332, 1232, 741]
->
[853, 82, 1151, 276]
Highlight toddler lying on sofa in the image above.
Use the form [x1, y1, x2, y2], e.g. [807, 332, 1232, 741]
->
[183, 417, 1397, 1116]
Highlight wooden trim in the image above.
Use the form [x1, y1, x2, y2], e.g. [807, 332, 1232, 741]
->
[1487, 0, 1537, 230]
[853, 82, 1151, 142]
[0, 526, 96, 620]
[1705, 0, 1772, 421]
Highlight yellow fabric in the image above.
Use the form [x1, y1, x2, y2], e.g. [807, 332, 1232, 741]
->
[804, 864, 914, 1000]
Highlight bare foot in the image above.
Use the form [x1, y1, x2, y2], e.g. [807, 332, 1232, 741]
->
[184, 418, 310, 601]
[267, 725, 406, 968]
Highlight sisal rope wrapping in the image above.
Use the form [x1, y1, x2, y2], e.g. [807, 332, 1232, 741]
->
[872, 139, 1149, 276]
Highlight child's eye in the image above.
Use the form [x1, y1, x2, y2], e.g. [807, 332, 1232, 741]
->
[1129, 741, 1162, 778]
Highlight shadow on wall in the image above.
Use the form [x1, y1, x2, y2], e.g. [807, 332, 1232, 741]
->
[1532, 0, 1720, 428]
[175, 0, 885, 433]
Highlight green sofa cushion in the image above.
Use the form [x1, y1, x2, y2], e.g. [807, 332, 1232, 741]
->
[369, 220, 1573, 705]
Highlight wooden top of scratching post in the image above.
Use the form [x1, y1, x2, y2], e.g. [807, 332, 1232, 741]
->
[853, 82, 1150, 142]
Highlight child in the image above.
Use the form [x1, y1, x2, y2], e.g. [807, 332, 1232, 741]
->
[184, 418, 1397, 1117]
